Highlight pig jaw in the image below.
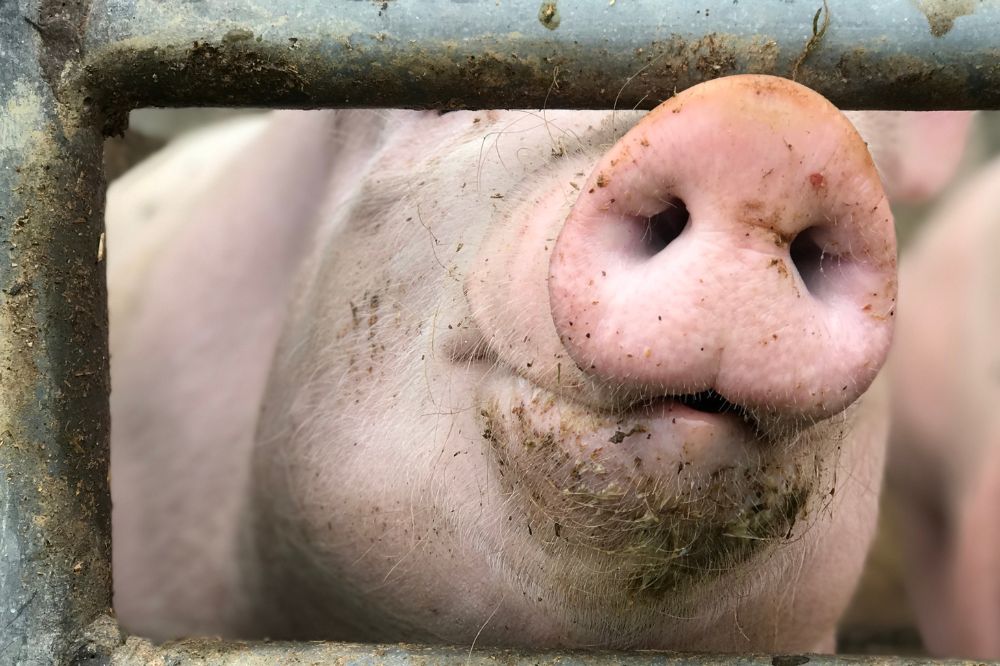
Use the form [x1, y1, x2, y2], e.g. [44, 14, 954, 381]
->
[477, 401, 883, 652]
[246, 371, 883, 651]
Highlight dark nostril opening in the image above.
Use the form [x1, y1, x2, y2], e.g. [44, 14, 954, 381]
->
[790, 227, 825, 295]
[640, 197, 689, 256]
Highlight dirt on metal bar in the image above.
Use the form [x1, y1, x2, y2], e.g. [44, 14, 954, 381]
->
[1, 0, 112, 662]
[77, 31, 789, 136]
[5, 0, 1000, 662]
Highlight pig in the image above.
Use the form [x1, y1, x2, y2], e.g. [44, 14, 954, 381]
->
[842, 111, 975, 206]
[887, 153, 1000, 660]
[107, 75, 897, 652]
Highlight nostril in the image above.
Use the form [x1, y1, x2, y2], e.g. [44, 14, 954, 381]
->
[639, 196, 689, 256]
[789, 227, 827, 295]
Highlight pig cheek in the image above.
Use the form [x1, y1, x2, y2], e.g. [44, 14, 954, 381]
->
[249, 221, 483, 608]
[786, 385, 888, 649]
[464, 173, 599, 397]
[253, 340, 491, 635]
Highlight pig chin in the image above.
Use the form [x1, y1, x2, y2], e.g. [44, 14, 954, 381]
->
[471, 366, 848, 610]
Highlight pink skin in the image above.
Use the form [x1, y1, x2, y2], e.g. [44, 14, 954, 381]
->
[889, 156, 1000, 659]
[845, 111, 975, 204]
[109, 77, 895, 652]
[547, 77, 895, 419]
[107, 111, 391, 637]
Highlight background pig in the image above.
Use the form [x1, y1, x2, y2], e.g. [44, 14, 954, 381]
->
[843, 112, 975, 207]
[888, 154, 1000, 660]
[107, 76, 896, 651]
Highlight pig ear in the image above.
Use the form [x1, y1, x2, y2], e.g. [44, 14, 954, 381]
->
[844, 111, 975, 205]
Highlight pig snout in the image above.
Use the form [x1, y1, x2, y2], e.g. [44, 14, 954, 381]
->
[549, 76, 896, 421]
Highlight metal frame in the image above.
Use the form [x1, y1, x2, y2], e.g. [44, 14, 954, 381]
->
[2, 0, 999, 663]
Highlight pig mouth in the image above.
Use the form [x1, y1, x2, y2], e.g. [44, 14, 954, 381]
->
[641, 389, 759, 431]
[474, 372, 836, 601]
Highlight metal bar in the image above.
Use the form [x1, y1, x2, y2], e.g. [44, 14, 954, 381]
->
[103, 637, 1000, 666]
[3, 0, 1000, 664]
[80, 0, 1000, 116]
[0, 1, 112, 665]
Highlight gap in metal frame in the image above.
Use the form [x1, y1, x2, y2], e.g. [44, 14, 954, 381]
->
[104, 109, 266, 180]
[102, 107, 1000, 657]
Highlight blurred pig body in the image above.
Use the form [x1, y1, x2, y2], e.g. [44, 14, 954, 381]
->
[889, 155, 1000, 659]
[108, 77, 895, 651]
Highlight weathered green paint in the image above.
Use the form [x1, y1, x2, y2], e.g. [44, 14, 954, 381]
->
[80, 0, 1000, 116]
[90, 629, 1000, 666]
[0, 1, 111, 665]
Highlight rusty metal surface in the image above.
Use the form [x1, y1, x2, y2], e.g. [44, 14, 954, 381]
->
[0, 0, 112, 664]
[57, 615, 1000, 665]
[79, 0, 1000, 117]
[100, 637, 1000, 665]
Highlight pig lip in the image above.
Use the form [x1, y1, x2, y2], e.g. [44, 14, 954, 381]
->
[443, 322, 763, 435]
[635, 390, 761, 433]
[478, 371, 768, 476]
[446, 331, 764, 440]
